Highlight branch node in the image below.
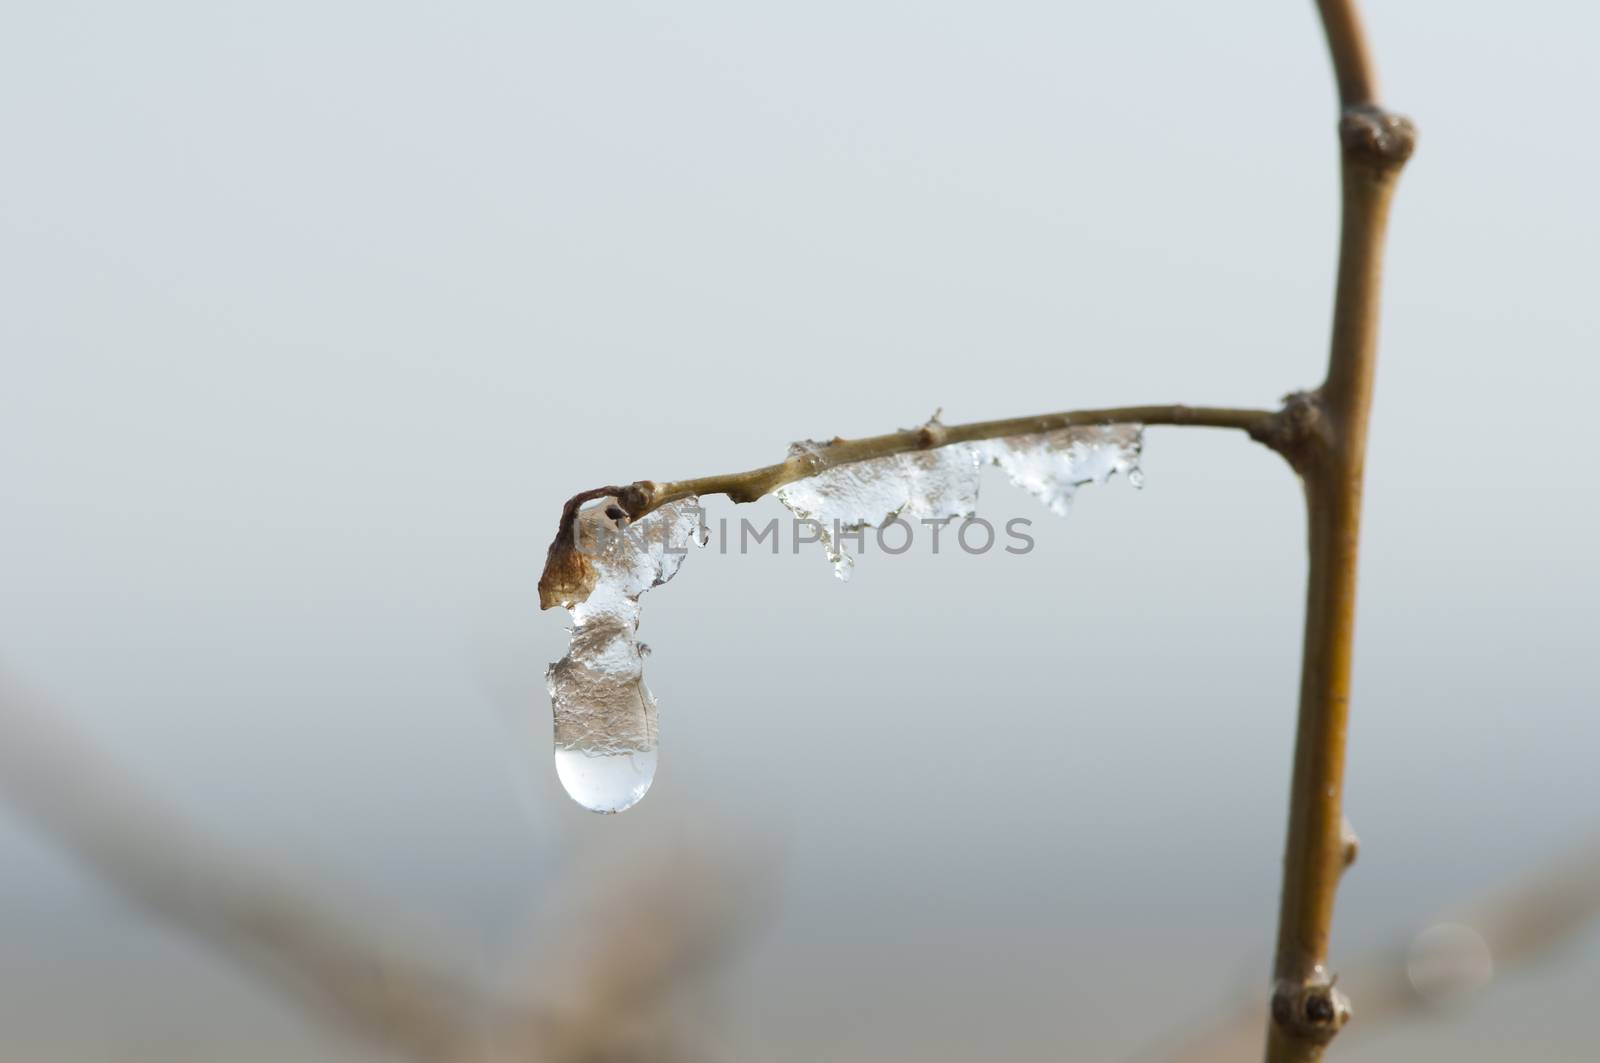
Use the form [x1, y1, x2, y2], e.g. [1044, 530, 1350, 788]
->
[1341, 816, 1360, 871]
[1339, 105, 1417, 170]
[917, 421, 949, 449]
[1253, 390, 1331, 469]
[1270, 971, 1352, 1047]
[617, 481, 656, 519]
[725, 481, 770, 505]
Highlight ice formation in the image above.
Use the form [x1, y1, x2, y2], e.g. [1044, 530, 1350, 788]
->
[774, 441, 985, 579]
[545, 498, 703, 813]
[543, 419, 1143, 813]
[777, 423, 1143, 577]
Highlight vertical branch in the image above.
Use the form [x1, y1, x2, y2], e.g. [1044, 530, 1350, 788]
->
[1266, 3, 1415, 1060]
[1313, 0, 1379, 107]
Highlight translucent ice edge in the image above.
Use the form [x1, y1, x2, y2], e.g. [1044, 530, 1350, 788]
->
[775, 422, 1143, 579]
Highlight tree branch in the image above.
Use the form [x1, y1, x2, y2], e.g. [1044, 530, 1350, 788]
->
[0, 668, 757, 1063]
[1142, 834, 1600, 1063]
[1314, 0, 1380, 107]
[655, 404, 1275, 510]
[533, 6, 1417, 1062]
[0, 671, 486, 1061]
[539, 403, 1282, 608]
[1266, 3, 1416, 1060]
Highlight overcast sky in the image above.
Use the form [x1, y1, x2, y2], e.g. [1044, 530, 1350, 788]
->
[2, 3, 1596, 1059]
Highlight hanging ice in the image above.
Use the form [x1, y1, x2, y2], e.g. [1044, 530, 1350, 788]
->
[538, 418, 1142, 813]
[978, 423, 1144, 517]
[774, 440, 984, 579]
[777, 423, 1143, 576]
[544, 499, 703, 813]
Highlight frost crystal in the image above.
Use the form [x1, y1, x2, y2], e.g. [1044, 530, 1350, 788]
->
[777, 423, 1142, 576]
[546, 498, 703, 813]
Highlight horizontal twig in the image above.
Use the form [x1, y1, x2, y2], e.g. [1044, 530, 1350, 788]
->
[538, 403, 1283, 609]
[647, 404, 1275, 515]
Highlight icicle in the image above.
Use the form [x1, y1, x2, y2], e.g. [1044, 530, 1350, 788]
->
[545, 499, 703, 813]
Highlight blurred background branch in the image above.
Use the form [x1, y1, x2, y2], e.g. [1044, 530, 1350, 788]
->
[5, 665, 1599, 1062]
[0, 668, 759, 1063]
[1142, 837, 1600, 1063]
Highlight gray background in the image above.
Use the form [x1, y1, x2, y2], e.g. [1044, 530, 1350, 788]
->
[1, 1, 1595, 1059]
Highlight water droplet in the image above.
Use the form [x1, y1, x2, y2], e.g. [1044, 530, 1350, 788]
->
[554, 746, 657, 814]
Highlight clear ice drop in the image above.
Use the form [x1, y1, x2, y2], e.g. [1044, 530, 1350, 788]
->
[553, 746, 658, 815]
[545, 498, 702, 813]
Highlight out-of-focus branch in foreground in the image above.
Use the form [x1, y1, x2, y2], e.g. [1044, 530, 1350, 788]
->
[0, 669, 758, 1063]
